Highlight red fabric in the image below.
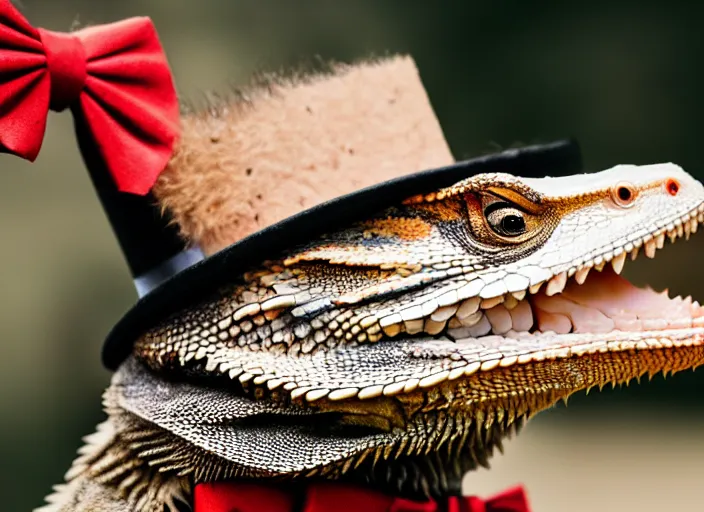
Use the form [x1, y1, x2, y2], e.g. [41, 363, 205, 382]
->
[194, 482, 295, 512]
[0, 0, 179, 195]
[194, 482, 531, 512]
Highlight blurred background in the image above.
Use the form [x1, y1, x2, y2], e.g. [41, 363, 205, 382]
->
[2, 1, 704, 510]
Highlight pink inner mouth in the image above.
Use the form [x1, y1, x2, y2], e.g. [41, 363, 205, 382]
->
[446, 269, 704, 339]
[526, 269, 703, 334]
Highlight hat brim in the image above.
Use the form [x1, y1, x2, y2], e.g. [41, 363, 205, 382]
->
[102, 139, 583, 370]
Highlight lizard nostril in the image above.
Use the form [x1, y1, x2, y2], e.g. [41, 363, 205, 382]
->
[617, 186, 632, 202]
[611, 182, 637, 208]
[666, 178, 680, 196]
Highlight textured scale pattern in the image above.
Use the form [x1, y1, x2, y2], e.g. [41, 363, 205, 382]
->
[39, 164, 704, 511]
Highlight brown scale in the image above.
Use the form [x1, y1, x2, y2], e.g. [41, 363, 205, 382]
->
[360, 217, 433, 241]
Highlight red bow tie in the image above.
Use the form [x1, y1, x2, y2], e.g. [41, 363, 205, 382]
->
[0, 0, 179, 194]
[194, 482, 531, 512]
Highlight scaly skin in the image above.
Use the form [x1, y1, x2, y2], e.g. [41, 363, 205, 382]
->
[39, 163, 704, 511]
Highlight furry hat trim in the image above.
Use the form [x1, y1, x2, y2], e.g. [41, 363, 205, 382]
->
[153, 55, 454, 255]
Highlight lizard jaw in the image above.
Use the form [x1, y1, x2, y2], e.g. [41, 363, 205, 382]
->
[305, 199, 704, 405]
[375, 199, 704, 340]
[314, 269, 704, 406]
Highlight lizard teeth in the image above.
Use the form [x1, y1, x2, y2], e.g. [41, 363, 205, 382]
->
[509, 299, 533, 331]
[511, 290, 526, 301]
[458, 311, 483, 327]
[545, 272, 567, 296]
[404, 319, 424, 335]
[456, 297, 480, 319]
[507, 205, 704, 301]
[430, 305, 458, 322]
[424, 318, 447, 335]
[465, 314, 491, 337]
[485, 305, 512, 334]
[480, 296, 504, 309]
[574, 267, 590, 285]
[448, 317, 463, 329]
[529, 282, 543, 294]
[611, 252, 626, 274]
[502, 294, 519, 310]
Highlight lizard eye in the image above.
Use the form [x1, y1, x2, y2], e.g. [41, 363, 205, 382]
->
[485, 204, 527, 237]
[465, 190, 545, 247]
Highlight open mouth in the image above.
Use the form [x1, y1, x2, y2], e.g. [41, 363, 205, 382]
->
[315, 201, 704, 402]
[443, 266, 704, 342]
[375, 202, 704, 342]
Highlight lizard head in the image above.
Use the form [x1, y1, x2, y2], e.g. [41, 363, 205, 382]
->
[127, 163, 704, 499]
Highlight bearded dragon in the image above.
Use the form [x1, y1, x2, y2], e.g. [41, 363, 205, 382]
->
[39, 162, 704, 511]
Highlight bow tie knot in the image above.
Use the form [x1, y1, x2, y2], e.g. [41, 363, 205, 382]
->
[37, 29, 86, 111]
